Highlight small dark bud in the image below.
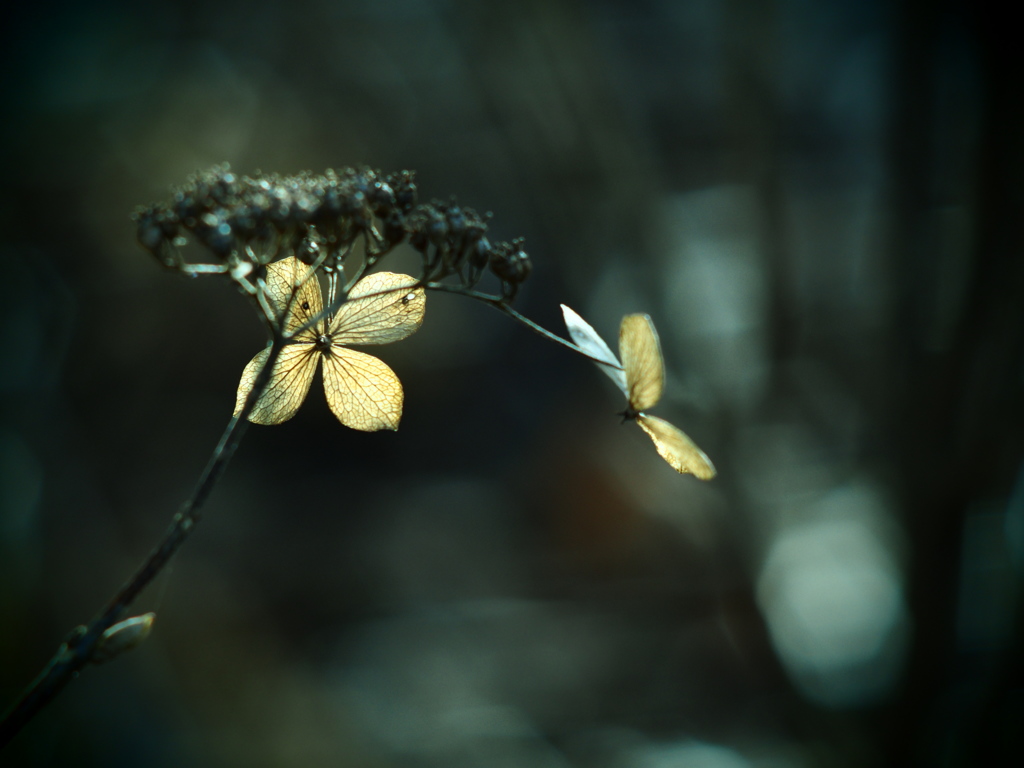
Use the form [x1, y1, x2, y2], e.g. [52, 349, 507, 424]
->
[351, 170, 374, 199]
[490, 242, 531, 285]
[229, 205, 261, 240]
[208, 165, 238, 204]
[513, 249, 532, 281]
[383, 211, 406, 246]
[173, 191, 202, 226]
[446, 206, 465, 237]
[342, 189, 367, 216]
[93, 613, 155, 664]
[425, 208, 448, 246]
[296, 228, 323, 265]
[319, 185, 343, 219]
[409, 227, 429, 254]
[197, 209, 235, 257]
[292, 189, 319, 222]
[390, 171, 418, 213]
[137, 221, 165, 253]
[134, 207, 172, 254]
[369, 181, 396, 216]
[463, 218, 487, 249]
[469, 236, 493, 269]
[266, 184, 293, 225]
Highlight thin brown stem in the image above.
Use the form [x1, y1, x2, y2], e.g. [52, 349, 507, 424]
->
[1, 250, 589, 748]
[424, 281, 614, 364]
[0, 328, 289, 748]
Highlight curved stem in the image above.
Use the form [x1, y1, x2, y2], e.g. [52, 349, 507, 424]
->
[423, 282, 616, 365]
[0, 331, 288, 748]
[1, 255, 602, 748]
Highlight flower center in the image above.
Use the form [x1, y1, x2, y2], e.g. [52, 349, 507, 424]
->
[315, 333, 332, 353]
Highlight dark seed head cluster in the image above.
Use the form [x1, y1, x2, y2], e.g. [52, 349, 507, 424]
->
[133, 164, 532, 301]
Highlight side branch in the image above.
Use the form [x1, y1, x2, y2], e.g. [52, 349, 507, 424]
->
[424, 282, 608, 362]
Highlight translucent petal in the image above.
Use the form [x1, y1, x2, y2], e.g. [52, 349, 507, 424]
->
[263, 256, 323, 339]
[619, 313, 664, 413]
[234, 342, 319, 425]
[322, 347, 404, 431]
[330, 272, 425, 346]
[560, 304, 628, 396]
[636, 414, 717, 480]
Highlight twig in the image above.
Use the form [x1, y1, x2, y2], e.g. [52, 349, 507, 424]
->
[0, 328, 289, 748]
[424, 281, 611, 363]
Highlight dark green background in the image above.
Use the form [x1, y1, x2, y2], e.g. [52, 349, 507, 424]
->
[1, 1, 1021, 765]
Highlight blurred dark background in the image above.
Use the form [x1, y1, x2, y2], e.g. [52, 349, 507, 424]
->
[1, 1, 1021, 766]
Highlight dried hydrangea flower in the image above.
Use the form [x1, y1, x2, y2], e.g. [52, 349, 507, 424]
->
[562, 305, 716, 479]
[236, 257, 425, 431]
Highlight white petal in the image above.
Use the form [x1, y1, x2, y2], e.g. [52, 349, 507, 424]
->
[560, 304, 628, 395]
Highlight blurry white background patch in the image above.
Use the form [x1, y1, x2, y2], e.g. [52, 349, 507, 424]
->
[756, 482, 908, 707]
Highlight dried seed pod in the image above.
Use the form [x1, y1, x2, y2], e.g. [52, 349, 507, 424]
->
[291, 187, 320, 222]
[449, 208, 488, 275]
[196, 208, 235, 257]
[425, 207, 448, 247]
[228, 204, 265, 242]
[133, 206, 182, 268]
[318, 183, 344, 220]
[389, 170, 418, 214]
[469, 235, 492, 269]
[465, 235, 493, 286]
[488, 240, 531, 301]
[383, 211, 407, 247]
[369, 181, 396, 217]
[134, 207, 172, 252]
[340, 187, 367, 217]
[137, 166, 522, 288]
[445, 205, 465, 239]
[264, 182, 295, 226]
[409, 226, 429, 255]
[208, 166, 238, 204]
[489, 241, 531, 284]
[296, 227, 325, 265]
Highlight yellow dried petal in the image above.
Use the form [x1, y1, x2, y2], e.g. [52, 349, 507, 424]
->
[322, 347, 405, 431]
